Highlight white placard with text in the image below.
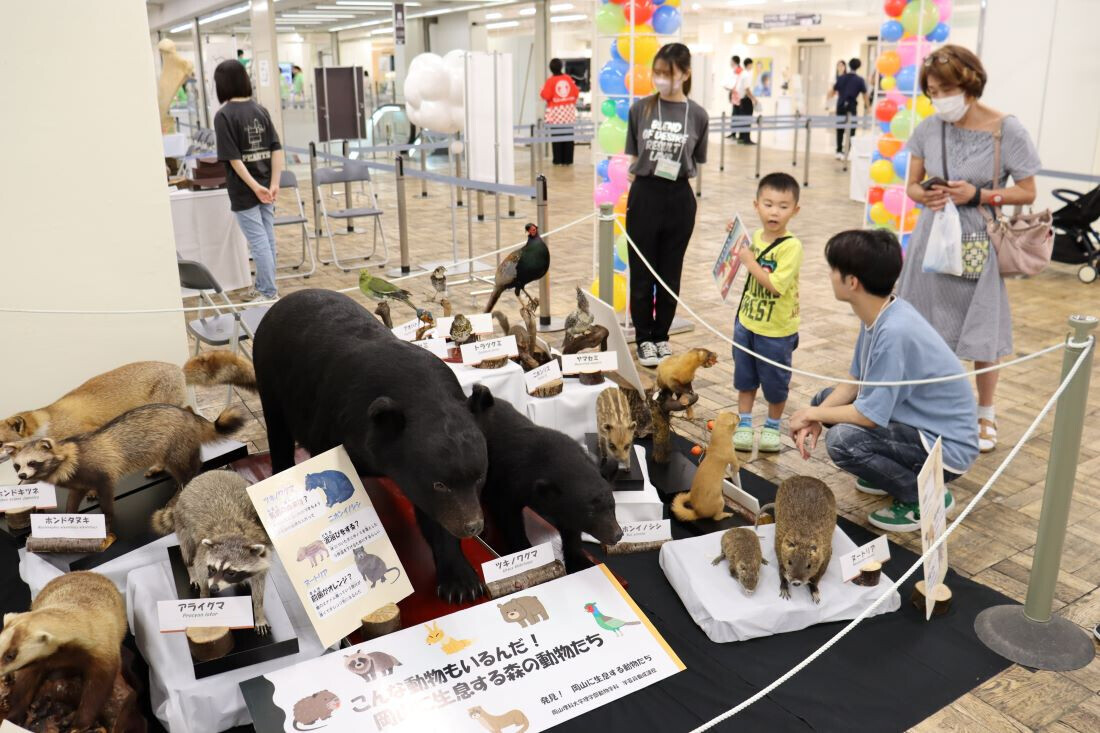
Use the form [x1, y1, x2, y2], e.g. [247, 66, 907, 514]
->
[524, 360, 563, 393]
[482, 542, 556, 585]
[917, 437, 948, 620]
[433, 313, 495, 339]
[391, 319, 420, 341]
[30, 513, 106, 540]
[158, 595, 255, 632]
[460, 335, 519, 364]
[840, 535, 891, 582]
[412, 337, 450, 358]
[561, 351, 618, 374]
[1, 719, 33, 733]
[0, 482, 57, 512]
[619, 519, 672, 544]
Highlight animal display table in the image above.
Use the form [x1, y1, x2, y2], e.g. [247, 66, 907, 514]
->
[525, 379, 615, 443]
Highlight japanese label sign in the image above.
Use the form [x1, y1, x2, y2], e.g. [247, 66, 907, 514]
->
[460, 335, 520, 365]
[391, 319, 420, 341]
[482, 543, 555, 585]
[618, 520, 671, 544]
[839, 535, 891, 582]
[560, 352, 618, 375]
[30, 512, 106, 540]
[246, 565, 684, 732]
[247, 446, 413, 647]
[0, 482, 57, 512]
[433, 313, 494, 339]
[158, 596, 255, 632]
[411, 338, 450, 358]
[917, 437, 948, 620]
[524, 360, 562, 394]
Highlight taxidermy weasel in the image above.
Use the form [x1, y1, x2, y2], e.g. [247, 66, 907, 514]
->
[655, 348, 718, 418]
[152, 470, 273, 633]
[0, 360, 188, 454]
[0, 571, 127, 730]
[9, 404, 245, 536]
[671, 412, 739, 522]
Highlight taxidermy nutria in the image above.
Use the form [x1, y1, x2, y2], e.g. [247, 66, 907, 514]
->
[9, 405, 245, 536]
[711, 527, 767, 594]
[0, 571, 126, 730]
[0, 361, 188, 452]
[655, 348, 717, 417]
[151, 470, 272, 633]
[671, 413, 739, 522]
[187, 289, 489, 604]
[468, 385, 622, 573]
[757, 476, 837, 603]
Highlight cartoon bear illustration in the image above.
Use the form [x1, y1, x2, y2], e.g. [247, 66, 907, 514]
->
[496, 595, 548, 628]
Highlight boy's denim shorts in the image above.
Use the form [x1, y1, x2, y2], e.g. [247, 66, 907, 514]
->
[733, 319, 799, 404]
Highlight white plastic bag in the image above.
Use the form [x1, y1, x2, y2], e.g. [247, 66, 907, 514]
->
[922, 200, 964, 276]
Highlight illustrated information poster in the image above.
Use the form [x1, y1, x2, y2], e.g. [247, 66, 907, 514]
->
[249, 565, 684, 732]
[917, 437, 948, 620]
[247, 446, 413, 647]
[713, 214, 751, 301]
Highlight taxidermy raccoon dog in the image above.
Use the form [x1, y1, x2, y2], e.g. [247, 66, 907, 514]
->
[9, 404, 245, 536]
[152, 471, 272, 633]
[0, 571, 127, 731]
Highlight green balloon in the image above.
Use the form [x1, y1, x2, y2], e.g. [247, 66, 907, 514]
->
[615, 234, 628, 262]
[890, 109, 914, 141]
[596, 4, 625, 35]
[598, 117, 627, 155]
[902, 0, 940, 36]
[601, 99, 617, 118]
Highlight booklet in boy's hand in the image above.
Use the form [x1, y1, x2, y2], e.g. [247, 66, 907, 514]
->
[713, 214, 751, 302]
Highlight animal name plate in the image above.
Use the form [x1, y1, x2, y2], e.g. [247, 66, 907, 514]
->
[524, 360, 563, 393]
[618, 520, 672, 544]
[157, 596, 256, 633]
[433, 313, 494, 339]
[561, 352, 618, 375]
[411, 338, 450, 358]
[482, 542, 555, 585]
[30, 513, 106, 540]
[391, 319, 420, 341]
[839, 535, 891, 582]
[0, 482, 57, 512]
[460, 335, 519, 364]
[0, 719, 33, 733]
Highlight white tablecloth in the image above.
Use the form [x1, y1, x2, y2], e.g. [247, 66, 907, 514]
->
[525, 379, 615, 444]
[170, 188, 252, 292]
[659, 524, 901, 643]
[19, 535, 179, 599]
[447, 360, 529, 413]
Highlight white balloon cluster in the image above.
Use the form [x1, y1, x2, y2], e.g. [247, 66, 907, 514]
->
[404, 50, 466, 134]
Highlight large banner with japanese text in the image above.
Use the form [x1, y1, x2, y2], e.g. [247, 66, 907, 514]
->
[245, 565, 684, 732]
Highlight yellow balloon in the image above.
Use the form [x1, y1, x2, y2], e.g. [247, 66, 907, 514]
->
[590, 273, 629, 313]
[870, 159, 896, 185]
[915, 94, 934, 118]
[870, 202, 893, 225]
[881, 75, 897, 91]
[665, 0, 680, 5]
[617, 29, 659, 67]
[614, 218, 625, 237]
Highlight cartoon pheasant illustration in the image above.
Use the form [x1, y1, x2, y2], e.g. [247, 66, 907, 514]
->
[583, 602, 641, 637]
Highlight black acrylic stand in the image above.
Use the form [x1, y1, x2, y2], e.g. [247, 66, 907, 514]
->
[167, 545, 299, 679]
[646, 450, 748, 534]
[584, 433, 644, 491]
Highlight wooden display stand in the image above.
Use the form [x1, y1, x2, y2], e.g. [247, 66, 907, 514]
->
[584, 433, 644, 491]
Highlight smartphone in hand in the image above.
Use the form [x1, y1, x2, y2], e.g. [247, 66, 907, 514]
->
[920, 176, 948, 190]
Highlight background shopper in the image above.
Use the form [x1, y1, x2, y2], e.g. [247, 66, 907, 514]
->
[540, 58, 580, 166]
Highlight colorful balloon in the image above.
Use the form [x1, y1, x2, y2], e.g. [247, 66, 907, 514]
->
[594, 182, 618, 207]
[596, 4, 625, 34]
[623, 0, 655, 25]
[601, 98, 617, 118]
[615, 233, 628, 262]
[886, 90, 906, 108]
[609, 39, 625, 63]
[608, 155, 631, 188]
[596, 158, 611, 182]
[898, 37, 932, 67]
[651, 5, 681, 34]
[875, 98, 898, 123]
[890, 109, 915, 140]
[883, 187, 906, 216]
[870, 159, 896, 184]
[868, 186, 885, 206]
[598, 117, 628, 154]
[934, 0, 953, 22]
[870, 201, 893, 225]
[926, 22, 950, 42]
[614, 251, 628, 272]
[884, 0, 907, 18]
[878, 134, 903, 158]
[880, 120, 892, 133]
[590, 273, 628, 312]
[617, 29, 659, 66]
[895, 65, 918, 93]
[626, 64, 654, 95]
[880, 75, 897, 91]
[902, 0, 941, 36]
[915, 94, 934, 118]
[616, 97, 631, 121]
[876, 50, 901, 77]
[880, 19, 904, 42]
[614, 191, 629, 218]
[893, 150, 911, 179]
[903, 207, 922, 232]
[598, 62, 627, 95]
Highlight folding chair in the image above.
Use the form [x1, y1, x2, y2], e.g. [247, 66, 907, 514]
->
[274, 169, 316, 280]
[178, 260, 269, 407]
[313, 159, 390, 271]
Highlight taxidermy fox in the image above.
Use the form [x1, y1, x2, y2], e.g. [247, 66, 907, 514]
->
[424, 621, 472, 655]
[0, 571, 127, 731]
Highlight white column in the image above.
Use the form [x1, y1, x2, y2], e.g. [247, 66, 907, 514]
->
[533, 0, 550, 123]
[249, 0, 285, 136]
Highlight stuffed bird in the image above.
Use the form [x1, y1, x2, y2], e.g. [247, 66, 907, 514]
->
[359, 272, 414, 311]
[430, 266, 448, 300]
[583, 602, 641, 637]
[450, 313, 475, 346]
[483, 223, 550, 313]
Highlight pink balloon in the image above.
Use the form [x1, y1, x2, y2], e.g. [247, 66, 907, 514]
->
[934, 0, 953, 22]
[608, 155, 631, 188]
[594, 182, 619, 207]
[882, 187, 906, 216]
[886, 90, 906, 108]
[897, 37, 932, 68]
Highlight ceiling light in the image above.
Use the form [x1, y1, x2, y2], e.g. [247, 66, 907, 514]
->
[550, 3, 574, 11]
[169, 23, 191, 33]
[519, 8, 536, 16]
[550, 14, 587, 23]
[199, 4, 251, 25]
[328, 17, 391, 31]
[747, 32, 759, 44]
[486, 12, 503, 19]
[691, 2, 701, 9]
[486, 20, 521, 29]
[723, 21, 733, 33]
[371, 27, 394, 35]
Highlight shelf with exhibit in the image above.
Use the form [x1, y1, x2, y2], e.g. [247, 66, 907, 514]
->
[864, 0, 955, 252]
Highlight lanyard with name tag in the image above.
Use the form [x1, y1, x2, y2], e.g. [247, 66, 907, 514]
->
[653, 98, 690, 180]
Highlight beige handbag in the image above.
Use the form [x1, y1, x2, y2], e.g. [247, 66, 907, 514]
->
[981, 119, 1053, 277]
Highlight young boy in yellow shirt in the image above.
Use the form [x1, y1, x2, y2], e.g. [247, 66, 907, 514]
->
[727, 172, 803, 452]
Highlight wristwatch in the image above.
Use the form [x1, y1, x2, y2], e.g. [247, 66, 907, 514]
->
[967, 187, 983, 207]
[990, 193, 1004, 207]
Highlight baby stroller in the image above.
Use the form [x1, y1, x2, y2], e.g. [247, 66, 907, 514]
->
[1051, 185, 1100, 283]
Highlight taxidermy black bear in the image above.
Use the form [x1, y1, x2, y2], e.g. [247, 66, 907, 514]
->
[467, 385, 623, 573]
[252, 289, 489, 604]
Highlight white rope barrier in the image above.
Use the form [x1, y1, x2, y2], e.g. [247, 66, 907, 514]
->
[689, 335, 1095, 732]
[612, 214, 1067, 387]
[0, 212, 596, 316]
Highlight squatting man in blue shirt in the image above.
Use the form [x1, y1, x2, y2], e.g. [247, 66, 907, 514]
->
[789, 229, 980, 533]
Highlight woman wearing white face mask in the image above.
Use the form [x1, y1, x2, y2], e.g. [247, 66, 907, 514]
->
[624, 43, 709, 367]
[897, 44, 1041, 453]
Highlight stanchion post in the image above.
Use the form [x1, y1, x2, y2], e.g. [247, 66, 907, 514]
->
[529, 124, 537, 195]
[394, 155, 411, 275]
[477, 191, 485, 222]
[534, 174, 562, 332]
[309, 142, 321, 237]
[842, 112, 852, 173]
[719, 111, 726, 172]
[802, 117, 812, 187]
[419, 145, 428, 198]
[754, 114, 763, 179]
[696, 164, 703, 198]
[975, 314, 1097, 671]
[507, 195, 516, 218]
[534, 122, 544, 199]
[455, 149, 464, 208]
[342, 139, 354, 232]
[598, 204, 614, 307]
[792, 111, 800, 167]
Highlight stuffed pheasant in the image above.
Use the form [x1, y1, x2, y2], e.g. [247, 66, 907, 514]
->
[483, 223, 550, 313]
[583, 602, 641, 637]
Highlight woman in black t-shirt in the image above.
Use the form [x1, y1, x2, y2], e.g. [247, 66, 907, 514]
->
[213, 60, 284, 300]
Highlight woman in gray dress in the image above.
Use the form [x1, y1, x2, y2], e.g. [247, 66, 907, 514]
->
[898, 45, 1041, 453]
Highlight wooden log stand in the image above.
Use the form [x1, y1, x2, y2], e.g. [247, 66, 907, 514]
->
[187, 626, 235, 662]
[910, 580, 953, 616]
[361, 603, 402, 640]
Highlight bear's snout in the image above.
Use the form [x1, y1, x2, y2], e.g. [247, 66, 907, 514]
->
[462, 518, 484, 537]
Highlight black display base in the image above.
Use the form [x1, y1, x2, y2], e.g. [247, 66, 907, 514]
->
[584, 433, 644, 491]
[167, 545, 299, 679]
[645, 448, 749, 533]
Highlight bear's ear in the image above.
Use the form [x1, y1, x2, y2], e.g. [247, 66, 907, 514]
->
[534, 478, 561, 497]
[467, 384, 494, 414]
[368, 397, 406, 435]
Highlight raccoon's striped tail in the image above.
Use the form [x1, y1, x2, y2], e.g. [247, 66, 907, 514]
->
[670, 492, 701, 522]
[183, 351, 257, 392]
[151, 504, 175, 535]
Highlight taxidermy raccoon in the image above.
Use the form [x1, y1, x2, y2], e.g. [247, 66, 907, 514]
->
[9, 404, 245, 537]
[152, 470, 273, 633]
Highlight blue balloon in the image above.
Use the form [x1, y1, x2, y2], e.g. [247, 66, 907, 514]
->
[615, 98, 630, 121]
[926, 22, 950, 42]
[880, 120, 892, 133]
[614, 252, 628, 272]
[651, 5, 681, 35]
[901, 233, 911, 251]
[609, 41, 624, 64]
[599, 62, 627, 96]
[652, 0, 666, 4]
[872, 151, 884, 163]
[596, 158, 610, 182]
[892, 149, 910, 179]
[895, 65, 917, 93]
[880, 19, 904, 43]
